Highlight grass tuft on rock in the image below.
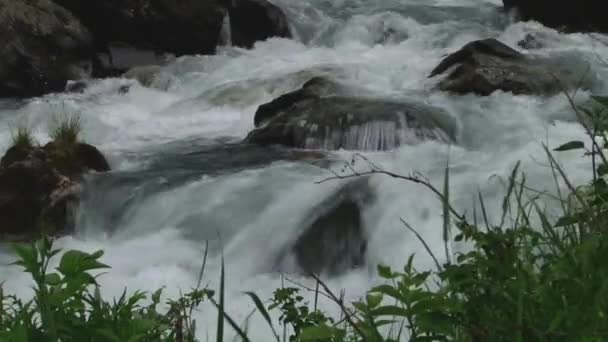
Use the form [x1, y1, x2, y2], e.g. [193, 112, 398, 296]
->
[10, 126, 36, 151]
[50, 115, 82, 147]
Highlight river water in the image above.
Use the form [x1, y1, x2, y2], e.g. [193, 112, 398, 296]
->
[1, 0, 607, 340]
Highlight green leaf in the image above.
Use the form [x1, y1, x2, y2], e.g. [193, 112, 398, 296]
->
[366, 293, 383, 308]
[592, 96, 608, 107]
[11, 243, 38, 273]
[370, 285, 403, 301]
[553, 141, 585, 152]
[299, 325, 338, 340]
[58, 250, 109, 277]
[377, 265, 394, 279]
[554, 215, 578, 227]
[598, 163, 608, 176]
[244, 292, 280, 342]
[45, 273, 62, 286]
[371, 305, 409, 317]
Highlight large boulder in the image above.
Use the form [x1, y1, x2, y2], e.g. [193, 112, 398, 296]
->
[275, 178, 373, 275]
[0, 0, 95, 98]
[53, 0, 227, 57]
[429, 39, 581, 96]
[54, 0, 291, 58]
[246, 77, 457, 151]
[0, 143, 110, 241]
[227, 0, 292, 48]
[503, 0, 607, 34]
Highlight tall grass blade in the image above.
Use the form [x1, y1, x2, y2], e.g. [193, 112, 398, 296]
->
[442, 161, 451, 263]
[244, 292, 280, 342]
[216, 256, 225, 342]
[210, 298, 251, 342]
[478, 192, 491, 231]
[500, 161, 521, 228]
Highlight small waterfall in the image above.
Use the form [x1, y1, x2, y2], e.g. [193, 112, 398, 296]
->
[302, 120, 452, 151]
[219, 13, 233, 47]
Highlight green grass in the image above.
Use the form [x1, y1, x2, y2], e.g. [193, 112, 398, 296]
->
[50, 115, 82, 147]
[2, 97, 608, 341]
[10, 126, 36, 151]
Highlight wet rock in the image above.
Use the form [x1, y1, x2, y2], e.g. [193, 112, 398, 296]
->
[429, 39, 580, 96]
[93, 43, 175, 78]
[503, 0, 608, 34]
[0, 142, 110, 241]
[54, 0, 292, 60]
[227, 0, 292, 48]
[54, 0, 227, 56]
[246, 77, 457, 151]
[277, 178, 373, 276]
[123, 65, 164, 87]
[517, 33, 544, 50]
[0, 0, 95, 98]
[65, 80, 89, 93]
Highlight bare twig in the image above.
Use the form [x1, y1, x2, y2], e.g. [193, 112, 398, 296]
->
[400, 218, 443, 270]
[309, 273, 369, 341]
[317, 167, 465, 221]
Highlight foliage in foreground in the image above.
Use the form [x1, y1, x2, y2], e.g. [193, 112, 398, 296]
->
[2, 97, 608, 341]
[0, 237, 211, 342]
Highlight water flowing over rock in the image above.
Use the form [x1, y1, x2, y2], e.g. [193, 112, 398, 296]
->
[275, 178, 373, 276]
[246, 77, 457, 151]
[429, 39, 581, 96]
[503, 0, 608, 34]
[0, 0, 95, 98]
[0, 143, 110, 241]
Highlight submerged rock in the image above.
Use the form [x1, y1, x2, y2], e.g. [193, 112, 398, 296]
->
[276, 178, 373, 276]
[0, 0, 94, 98]
[503, 0, 608, 34]
[429, 39, 581, 96]
[0, 142, 110, 241]
[246, 77, 457, 151]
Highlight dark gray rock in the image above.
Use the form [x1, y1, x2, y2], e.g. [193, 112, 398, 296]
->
[54, 0, 227, 56]
[0, 142, 110, 241]
[503, 0, 608, 34]
[429, 39, 581, 96]
[517, 33, 544, 50]
[246, 77, 457, 151]
[54, 0, 292, 61]
[227, 0, 292, 48]
[276, 178, 373, 276]
[0, 0, 94, 97]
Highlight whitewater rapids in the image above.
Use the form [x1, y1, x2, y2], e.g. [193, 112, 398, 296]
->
[1, 0, 608, 339]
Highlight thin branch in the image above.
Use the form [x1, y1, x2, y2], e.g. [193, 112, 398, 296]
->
[316, 168, 465, 221]
[400, 218, 443, 270]
[309, 273, 369, 341]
